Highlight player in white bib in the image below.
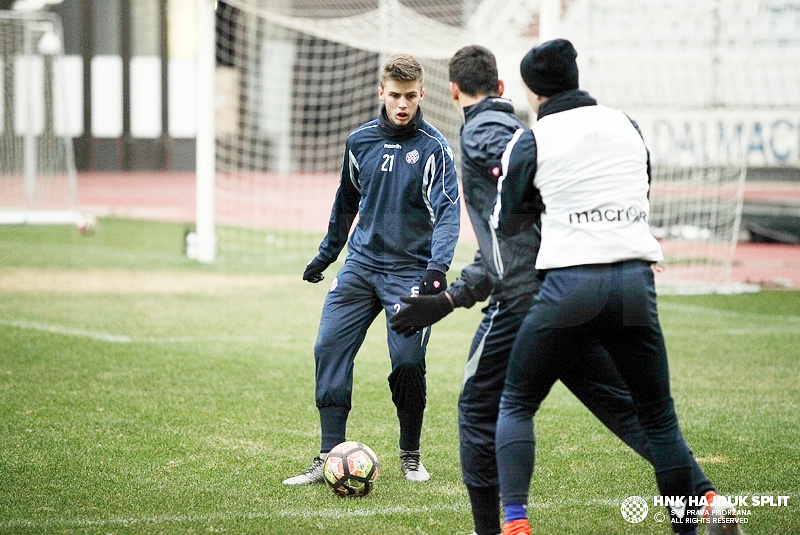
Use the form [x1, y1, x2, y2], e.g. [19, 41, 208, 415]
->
[491, 39, 743, 535]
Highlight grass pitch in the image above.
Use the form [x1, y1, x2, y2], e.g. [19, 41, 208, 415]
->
[0, 219, 798, 534]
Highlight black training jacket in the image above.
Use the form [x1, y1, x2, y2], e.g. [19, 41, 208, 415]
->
[447, 97, 541, 309]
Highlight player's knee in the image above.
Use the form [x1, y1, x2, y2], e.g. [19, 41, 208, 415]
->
[388, 360, 425, 385]
[314, 331, 347, 363]
[388, 362, 426, 410]
[498, 388, 541, 417]
[634, 397, 679, 436]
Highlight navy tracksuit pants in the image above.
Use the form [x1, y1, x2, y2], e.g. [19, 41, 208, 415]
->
[314, 260, 429, 452]
[494, 261, 702, 532]
[461, 291, 712, 494]
[460, 294, 657, 487]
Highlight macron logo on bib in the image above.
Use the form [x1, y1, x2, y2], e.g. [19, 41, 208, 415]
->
[569, 206, 648, 225]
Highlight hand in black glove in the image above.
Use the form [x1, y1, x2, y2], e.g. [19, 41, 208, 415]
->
[389, 293, 455, 337]
[303, 256, 331, 283]
[418, 269, 447, 295]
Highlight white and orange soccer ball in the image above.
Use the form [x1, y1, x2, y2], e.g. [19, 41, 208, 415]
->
[323, 441, 380, 497]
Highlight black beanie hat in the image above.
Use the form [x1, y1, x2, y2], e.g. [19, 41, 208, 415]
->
[520, 38, 579, 97]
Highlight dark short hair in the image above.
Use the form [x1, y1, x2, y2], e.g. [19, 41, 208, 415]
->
[448, 45, 499, 97]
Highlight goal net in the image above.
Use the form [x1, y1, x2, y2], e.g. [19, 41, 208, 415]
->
[209, 0, 485, 269]
[205, 0, 797, 292]
[0, 12, 79, 226]
[557, 0, 799, 294]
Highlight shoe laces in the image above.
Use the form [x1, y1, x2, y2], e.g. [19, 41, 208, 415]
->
[400, 450, 421, 472]
[307, 456, 325, 475]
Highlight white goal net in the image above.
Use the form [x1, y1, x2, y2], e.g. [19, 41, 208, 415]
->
[0, 12, 79, 226]
[204, 0, 799, 292]
[559, 0, 799, 293]
[209, 0, 484, 268]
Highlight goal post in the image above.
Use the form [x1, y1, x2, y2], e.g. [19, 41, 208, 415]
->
[0, 11, 81, 226]
[193, 0, 217, 264]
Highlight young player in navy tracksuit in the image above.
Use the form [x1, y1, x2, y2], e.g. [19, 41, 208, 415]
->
[390, 45, 721, 535]
[283, 53, 460, 485]
[490, 40, 743, 535]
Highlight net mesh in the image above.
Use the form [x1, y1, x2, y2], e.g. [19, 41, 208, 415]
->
[211, 0, 798, 290]
[0, 12, 78, 225]
[560, 0, 799, 292]
[213, 0, 472, 267]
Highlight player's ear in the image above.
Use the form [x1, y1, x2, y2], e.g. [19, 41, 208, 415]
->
[419, 86, 425, 101]
[497, 79, 505, 97]
[448, 81, 459, 101]
[377, 85, 385, 102]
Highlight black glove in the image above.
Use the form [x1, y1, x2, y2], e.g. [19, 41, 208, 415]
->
[390, 293, 454, 337]
[303, 256, 331, 283]
[419, 269, 447, 295]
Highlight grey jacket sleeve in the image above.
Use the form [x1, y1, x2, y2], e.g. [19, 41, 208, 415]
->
[446, 250, 494, 309]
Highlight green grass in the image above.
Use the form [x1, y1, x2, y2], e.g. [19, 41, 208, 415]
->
[1, 219, 798, 534]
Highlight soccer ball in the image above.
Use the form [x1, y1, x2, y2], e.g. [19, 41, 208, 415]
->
[323, 441, 380, 497]
[76, 213, 98, 235]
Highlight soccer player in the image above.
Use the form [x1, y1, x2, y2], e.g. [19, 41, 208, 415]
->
[282, 53, 460, 485]
[390, 45, 724, 535]
[490, 39, 743, 535]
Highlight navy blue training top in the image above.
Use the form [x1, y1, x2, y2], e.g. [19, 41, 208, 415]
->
[317, 107, 461, 274]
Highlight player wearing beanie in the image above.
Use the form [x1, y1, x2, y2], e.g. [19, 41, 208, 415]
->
[491, 39, 743, 535]
[390, 44, 724, 535]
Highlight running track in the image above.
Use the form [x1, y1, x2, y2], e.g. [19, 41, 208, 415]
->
[74, 172, 800, 289]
